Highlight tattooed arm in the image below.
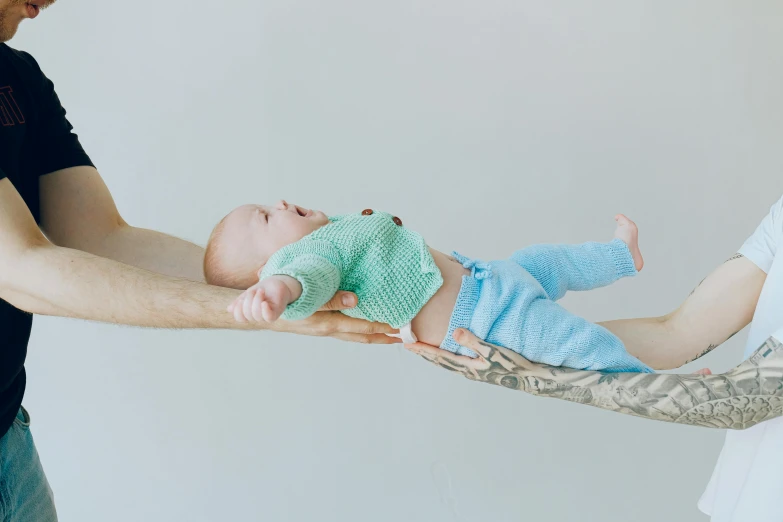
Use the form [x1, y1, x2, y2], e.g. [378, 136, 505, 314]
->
[599, 254, 766, 370]
[407, 329, 783, 430]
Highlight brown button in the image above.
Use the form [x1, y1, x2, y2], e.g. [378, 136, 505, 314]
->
[392, 216, 403, 226]
[361, 209, 374, 216]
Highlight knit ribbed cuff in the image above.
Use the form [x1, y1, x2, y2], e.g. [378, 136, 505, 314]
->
[607, 238, 638, 279]
[276, 271, 320, 321]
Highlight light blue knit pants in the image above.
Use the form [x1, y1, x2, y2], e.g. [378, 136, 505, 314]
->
[440, 239, 653, 373]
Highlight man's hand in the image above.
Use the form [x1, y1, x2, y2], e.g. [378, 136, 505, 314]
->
[288, 291, 402, 344]
[405, 329, 547, 387]
[311, 291, 403, 344]
[406, 330, 710, 382]
[227, 279, 401, 343]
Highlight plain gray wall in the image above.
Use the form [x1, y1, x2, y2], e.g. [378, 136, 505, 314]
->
[12, 1, 783, 520]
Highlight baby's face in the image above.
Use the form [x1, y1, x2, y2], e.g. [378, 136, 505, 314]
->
[223, 200, 330, 265]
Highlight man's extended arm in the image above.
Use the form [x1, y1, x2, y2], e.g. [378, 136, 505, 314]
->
[0, 176, 247, 327]
[599, 254, 766, 369]
[408, 329, 783, 430]
[0, 171, 396, 342]
[39, 166, 207, 281]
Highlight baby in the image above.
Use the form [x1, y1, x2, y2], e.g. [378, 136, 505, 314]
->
[205, 201, 652, 373]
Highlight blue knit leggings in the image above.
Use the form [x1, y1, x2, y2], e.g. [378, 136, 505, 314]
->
[440, 239, 653, 373]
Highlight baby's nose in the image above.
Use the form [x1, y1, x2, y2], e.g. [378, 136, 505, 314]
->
[276, 200, 288, 210]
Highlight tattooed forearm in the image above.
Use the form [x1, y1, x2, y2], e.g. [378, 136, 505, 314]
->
[463, 338, 783, 430]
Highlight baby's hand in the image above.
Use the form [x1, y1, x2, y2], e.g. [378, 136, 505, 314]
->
[228, 276, 299, 323]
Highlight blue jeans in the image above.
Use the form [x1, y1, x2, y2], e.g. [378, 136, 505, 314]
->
[0, 407, 57, 521]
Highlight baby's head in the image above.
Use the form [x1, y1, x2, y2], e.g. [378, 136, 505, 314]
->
[204, 200, 329, 289]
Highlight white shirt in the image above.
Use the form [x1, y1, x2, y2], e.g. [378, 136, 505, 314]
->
[698, 195, 783, 521]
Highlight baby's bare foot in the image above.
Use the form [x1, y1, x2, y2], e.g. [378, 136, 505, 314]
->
[614, 214, 644, 271]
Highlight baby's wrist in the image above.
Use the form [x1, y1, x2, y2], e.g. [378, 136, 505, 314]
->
[272, 275, 303, 302]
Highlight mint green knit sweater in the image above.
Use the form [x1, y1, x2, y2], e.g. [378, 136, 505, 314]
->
[258, 210, 444, 328]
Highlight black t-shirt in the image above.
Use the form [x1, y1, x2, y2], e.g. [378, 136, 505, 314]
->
[0, 44, 93, 437]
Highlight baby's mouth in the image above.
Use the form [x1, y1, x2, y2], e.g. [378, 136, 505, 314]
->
[294, 205, 309, 217]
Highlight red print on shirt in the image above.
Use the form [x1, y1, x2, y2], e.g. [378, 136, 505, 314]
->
[0, 86, 25, 127]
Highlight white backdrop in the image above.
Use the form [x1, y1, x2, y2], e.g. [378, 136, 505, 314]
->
[13, 1, 783, 520]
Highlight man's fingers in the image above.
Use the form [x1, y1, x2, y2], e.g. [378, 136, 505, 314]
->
[405, 342, 482, 369]
[320, 291, 358, 311]
[405, 342, 444, 358]
[452, 329, 490, 359]
[452, 328, 535, 370]
[365, 321, 399, 335]
[330, 333, 405, 345]
[327, 313, 398, 336]
[300, 311, 398, 342]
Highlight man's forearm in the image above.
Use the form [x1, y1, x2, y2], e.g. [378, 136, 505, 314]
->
[90, 224, 207, 282]
[0, 241, 392, 341]
[465, 336, 783, 430]
[0, 242, 258, 329]
[411, 329, 783, 429]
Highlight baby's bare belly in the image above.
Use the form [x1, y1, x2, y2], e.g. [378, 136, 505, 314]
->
[410, 249, 469, 347]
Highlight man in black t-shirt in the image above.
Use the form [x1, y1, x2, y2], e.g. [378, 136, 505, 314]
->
[0, 2, 396, 519]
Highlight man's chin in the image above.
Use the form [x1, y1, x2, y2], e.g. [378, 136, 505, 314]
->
[0, 24, 20, 44]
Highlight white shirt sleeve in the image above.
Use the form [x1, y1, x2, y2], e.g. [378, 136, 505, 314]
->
[738, 195, 783, 274]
